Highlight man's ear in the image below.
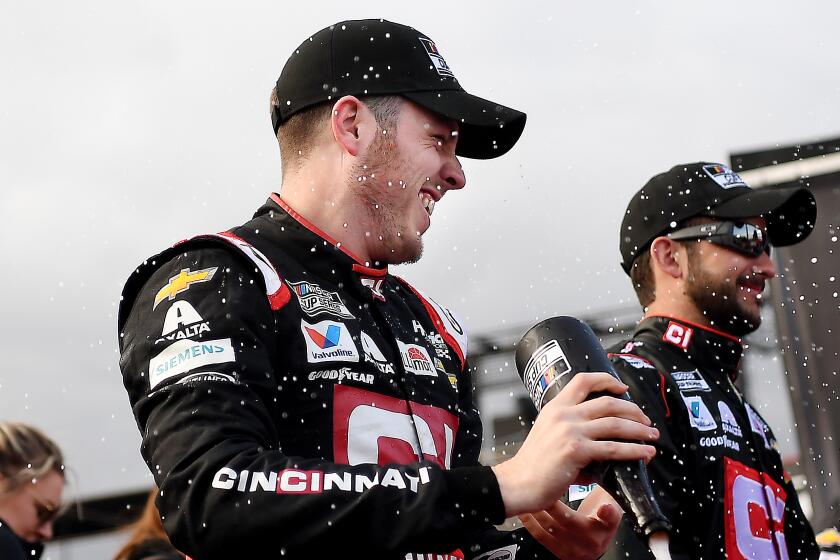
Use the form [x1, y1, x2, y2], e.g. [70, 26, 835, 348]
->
[331, 96, 376, 157]
[650, 237, 685, 280]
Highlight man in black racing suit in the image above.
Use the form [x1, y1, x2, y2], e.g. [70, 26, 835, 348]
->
[599, 162, 819, 559]
[117, 19, 660, 560]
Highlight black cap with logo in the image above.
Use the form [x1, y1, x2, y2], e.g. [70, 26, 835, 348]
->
[619, 162, 816, 274]
[271, 19, 526, 159]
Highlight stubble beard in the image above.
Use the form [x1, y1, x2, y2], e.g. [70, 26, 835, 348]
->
[350, 132, 424, 266]
[685, 262, 764, 337]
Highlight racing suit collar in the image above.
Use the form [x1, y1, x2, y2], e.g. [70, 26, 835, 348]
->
[255, 194, 390, 280]
[638, 315, 743, 381]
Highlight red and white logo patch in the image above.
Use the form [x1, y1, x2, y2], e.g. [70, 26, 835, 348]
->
[724, 457, 788, 560]
[333, 385, 458, 468]
[663, 321, 693, 350]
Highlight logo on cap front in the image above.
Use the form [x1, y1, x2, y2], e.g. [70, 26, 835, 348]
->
[419, 37, 454, 77]
[702, 164, 747, 190]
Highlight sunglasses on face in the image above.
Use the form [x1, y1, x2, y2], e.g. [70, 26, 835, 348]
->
[28, 490, 60, 525]
[667, 221, 771, 257]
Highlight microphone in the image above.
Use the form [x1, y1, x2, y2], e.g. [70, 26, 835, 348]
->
[514, 316, 672, 549]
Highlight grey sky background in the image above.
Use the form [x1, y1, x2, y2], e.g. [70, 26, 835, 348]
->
[2, 1, 839, 503]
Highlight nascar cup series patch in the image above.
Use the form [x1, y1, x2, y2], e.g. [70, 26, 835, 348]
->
[523, 339, 571, 410]
[288, 280, 355, 319]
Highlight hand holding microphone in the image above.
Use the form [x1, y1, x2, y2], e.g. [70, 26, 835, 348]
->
[511, 316, 673, 559]
[490, 327, 659, 518]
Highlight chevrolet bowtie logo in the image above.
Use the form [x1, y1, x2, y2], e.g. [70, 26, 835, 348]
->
[153, 267, 218, 309]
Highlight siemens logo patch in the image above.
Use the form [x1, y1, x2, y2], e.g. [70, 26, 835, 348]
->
[149, 338, 235, 389]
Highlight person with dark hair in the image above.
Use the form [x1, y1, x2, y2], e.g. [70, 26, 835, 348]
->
[118, 19, 658, 560]
[0, 422, 65, 560]
[575, 163, 820, 559]
[114, 488, 185, 560]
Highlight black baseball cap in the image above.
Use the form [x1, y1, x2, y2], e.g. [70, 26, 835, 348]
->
[619, 162, 816, 274]
[271, 19, 527, 159]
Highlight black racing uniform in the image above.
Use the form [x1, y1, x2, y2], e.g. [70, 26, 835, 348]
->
[598, 316, 819, 560]
[118, 195, 548, 560]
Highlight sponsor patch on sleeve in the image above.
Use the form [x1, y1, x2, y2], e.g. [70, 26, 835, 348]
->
[153, 267, 217, 309]
[149, 338, 235, 389]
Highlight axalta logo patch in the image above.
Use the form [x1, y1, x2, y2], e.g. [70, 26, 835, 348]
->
[671, 369, 711, 393]
[713, 401, 742, 440]
[288, 280, 355, 319]
[397, 341, 436, 376]
[681, 395, 717, 432]
[418, 36, 454, 77]
[360, 331, 395, 374]
[702, 164, 747, 190]
[153, 267, 217, 309]
[301, 320, 359, 363]
[148, 338, 235, 389]
[523, 340, 571, 410]
[211, 465, 432, 494]
[156, 301, 210, 344]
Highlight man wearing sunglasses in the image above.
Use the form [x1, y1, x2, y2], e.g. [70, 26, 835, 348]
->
[594, 162, 820, 558]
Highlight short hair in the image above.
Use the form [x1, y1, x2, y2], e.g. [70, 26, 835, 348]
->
[270, 91, 403, 174]
[628, 217, 705, 307]
[0, 422, 64, 495]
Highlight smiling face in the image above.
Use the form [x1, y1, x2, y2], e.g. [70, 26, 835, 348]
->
[681, 217, 776, 336]
[351, 100, 465, 265]
[0, 469, 64, 543]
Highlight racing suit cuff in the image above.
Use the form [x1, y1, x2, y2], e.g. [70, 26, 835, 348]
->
[446, 465, 507, 525]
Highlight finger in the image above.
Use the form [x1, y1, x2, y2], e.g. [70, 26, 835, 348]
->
[579, 417, 659, 442]
[553, 372, 629, 406]
[587, 440, 657, 463]
[532, 501, 584, 531]
[577, 485, 617, 516]
[577, 395, 652, 425]
[594, 501, 622, 529]
[520, 512, 557, 543]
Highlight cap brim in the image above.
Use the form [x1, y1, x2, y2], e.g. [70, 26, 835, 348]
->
[403, 90, 526, 159]
[711, 186, 816, 246]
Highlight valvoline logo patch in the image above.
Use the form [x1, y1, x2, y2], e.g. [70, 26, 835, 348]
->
[304, 324, 341, 349]
[301, 320, 359, 364]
